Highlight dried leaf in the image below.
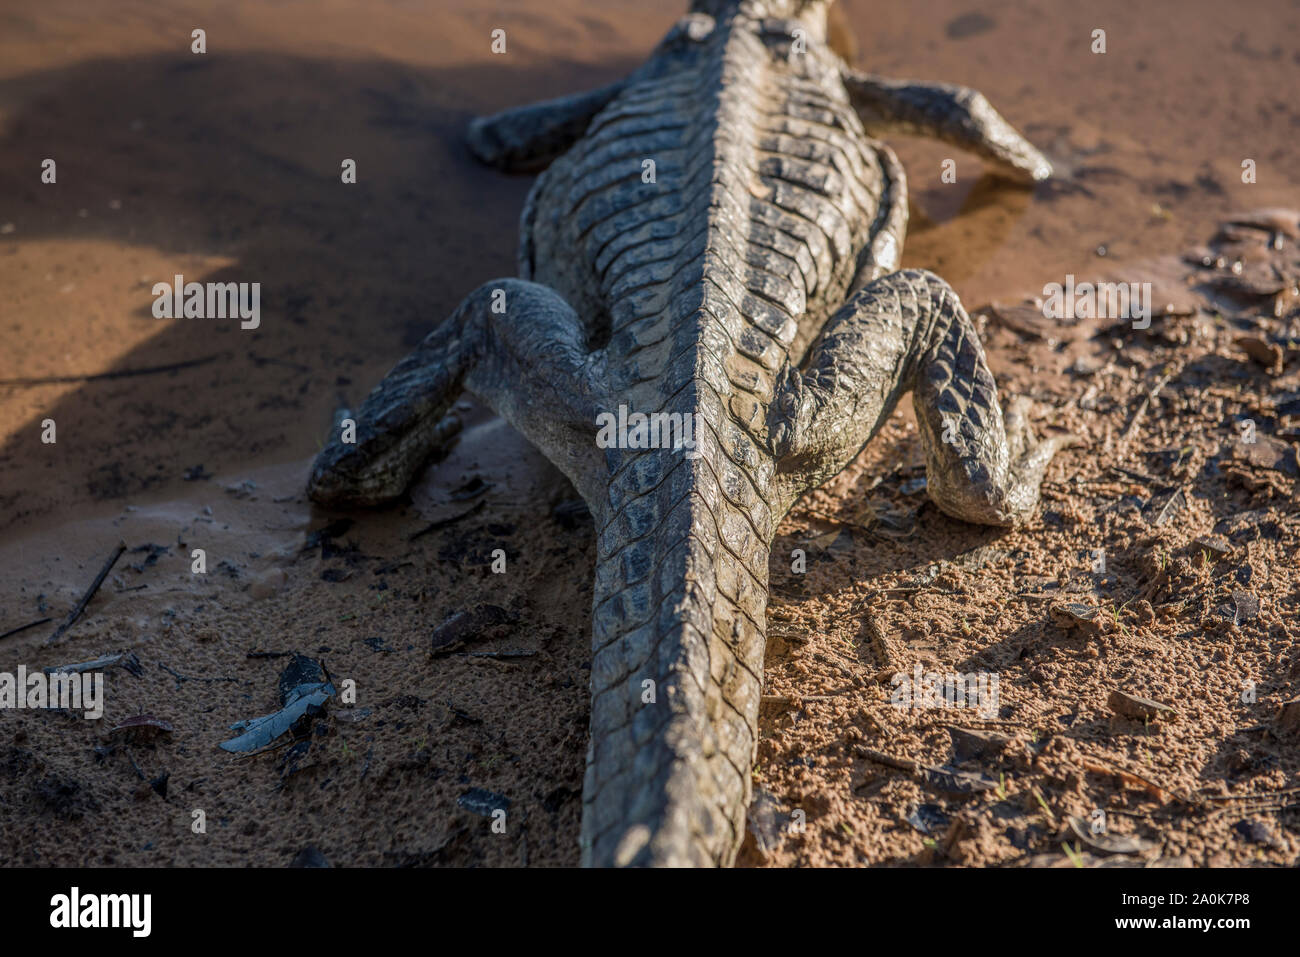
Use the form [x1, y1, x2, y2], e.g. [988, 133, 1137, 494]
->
[109, 714, 174, 742]
[219, 680, 335, 753]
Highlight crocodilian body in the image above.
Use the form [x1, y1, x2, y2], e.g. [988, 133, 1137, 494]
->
[308, 0, 1071, 867]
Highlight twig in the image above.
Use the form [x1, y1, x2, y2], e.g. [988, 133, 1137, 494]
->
[869, 586, 960, 597]
[760, 692, 844, 708]
[1117, 365, 1179, 453]
[1108, 465, 1174, 489]
[1203, 801, 1300, 818]
[921, 716, 1028, 728]
[0, 617, 52, 642]
[859, 708, 888, 735]
[247, 352, 311, 373]
[1103, 806, 1184, 822]
[408, 500, 484, 541]
[44, 651, 142, 678]
[855, 746, 920, 774]
[798, 508, 880, 536]
[159, 662, 241, 687]
[124, 746, 147, 782]
[1080, 758, 1191, 806]
[0, 354, 223, 387]
[1202, 784, 1300, 802]
[48, 541, 127, 644]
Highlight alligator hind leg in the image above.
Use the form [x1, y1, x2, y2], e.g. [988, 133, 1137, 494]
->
[841, 69, 1053, 184]
[772, 268, 1074, 525]
[308, 279, 607, 508]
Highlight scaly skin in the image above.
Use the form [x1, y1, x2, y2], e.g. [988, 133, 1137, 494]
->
[308, 0, 1071, 867]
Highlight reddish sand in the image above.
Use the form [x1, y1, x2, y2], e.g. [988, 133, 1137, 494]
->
[0, 1, 1297, 867]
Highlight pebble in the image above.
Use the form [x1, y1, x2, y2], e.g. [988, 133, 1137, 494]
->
[250, 567, 287, 599]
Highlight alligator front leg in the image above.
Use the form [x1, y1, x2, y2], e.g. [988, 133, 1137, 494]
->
[841, 68, 1053, 184]
[466, 80, 628, 173]
[466, 10, 728, 174]
[772, 268, 1073, 525]
[308, 279, 607, 507]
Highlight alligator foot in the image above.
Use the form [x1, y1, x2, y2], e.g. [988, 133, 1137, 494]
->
[773, 268, 1075, 525]
[466, 79, 628, 174]
[308, 279, 607, 508]
[842, 68, 1053, 183]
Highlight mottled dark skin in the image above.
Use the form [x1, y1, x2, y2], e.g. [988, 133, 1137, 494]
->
[308, 0, 1071, 867]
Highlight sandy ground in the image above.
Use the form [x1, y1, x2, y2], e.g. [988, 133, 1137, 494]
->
[0, 0, 1297, 867]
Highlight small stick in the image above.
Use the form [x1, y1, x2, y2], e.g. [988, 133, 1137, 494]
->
[1203, 801, 1300, 818]
[1202, 784, 1300, 802]
[408, 500, 484, 541]
[1080, 758, 1190, 806]
[1108, 465, 1173, 488]
[872, 587, 960, 597]
[798, 508, 880, 535]
[0, 617, 53, 642]
[855, 746, 919, 774]
[860, 709, 888, 735]
[48, 541, 127, 644]
[760, 693, 842, 707]
[44, 651, 141, 677]
[0, 354, 223, 388]
[124, 746, 147, 782]
[922, 717, 1028, 728]
[159, 662, 241, 686]
[1117, 365, 1178, 453]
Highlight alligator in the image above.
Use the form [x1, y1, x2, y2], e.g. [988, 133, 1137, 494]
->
[307, 0, 1072, 867]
